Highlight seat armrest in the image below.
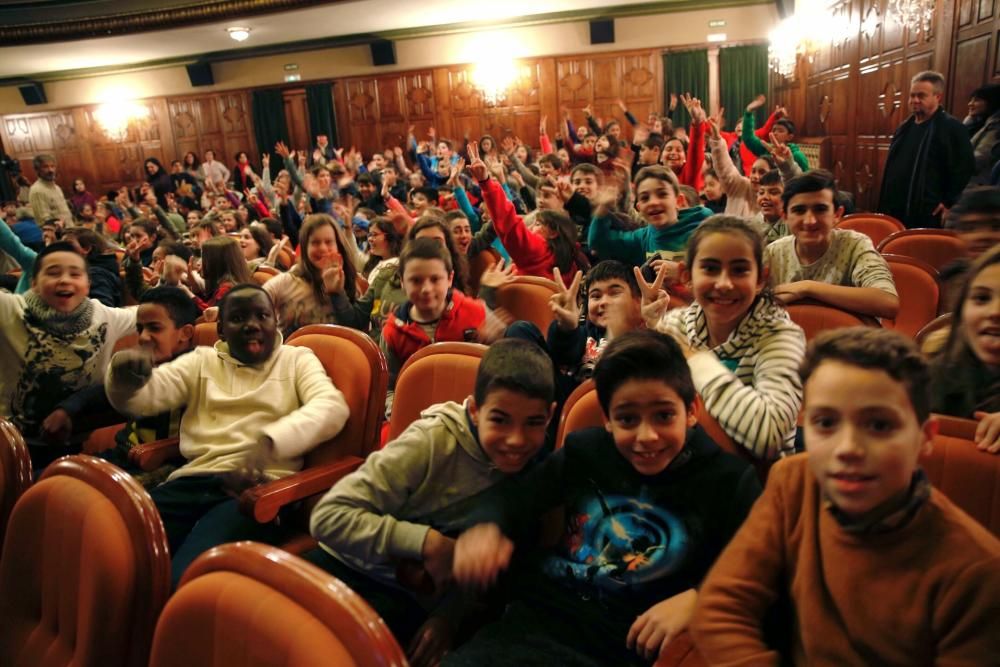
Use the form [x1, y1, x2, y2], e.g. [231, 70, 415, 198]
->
[128, 438, 181, 471]
[239, 456, 364, 523]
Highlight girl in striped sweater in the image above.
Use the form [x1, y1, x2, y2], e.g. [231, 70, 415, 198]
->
[640, 216, 805, 460]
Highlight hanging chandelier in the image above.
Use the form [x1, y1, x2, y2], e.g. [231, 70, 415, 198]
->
[887, 0, 934, 35]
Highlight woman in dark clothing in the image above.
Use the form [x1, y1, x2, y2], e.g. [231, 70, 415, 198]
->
[144, 157, 175, 209]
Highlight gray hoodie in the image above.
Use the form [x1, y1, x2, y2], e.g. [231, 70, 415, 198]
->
[310, 399, 511, 584]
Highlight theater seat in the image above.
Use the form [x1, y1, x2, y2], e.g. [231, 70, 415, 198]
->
[877, 228, 965, 272]
[785, 302, 878, 342]
[0, 455, 170, 667]
[468, 247, 501, 295]
[149, 542, 406, 667]
[387, 342, 487, 441]
[239, 325, 388, 545]
[922, 414, 1000, 537]
[881, 254, 940, 338]
[0, 419, 31, 556]
[193, 321, 219, 347]
[837, 213, 905, 247]
[495, 275, 560, 333]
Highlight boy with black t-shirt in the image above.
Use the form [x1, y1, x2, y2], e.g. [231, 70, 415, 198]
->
[445, 330, 761, 666]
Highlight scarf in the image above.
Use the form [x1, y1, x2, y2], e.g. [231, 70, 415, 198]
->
[827, 469, 932, 535]
[23, 290, 94, 336]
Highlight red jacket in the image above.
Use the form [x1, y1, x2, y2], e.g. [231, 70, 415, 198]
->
[382, 289, 487, 365]
[677, 120, 707, 192]
[720, 111, 779, 177]
[480, 178, 579, 287]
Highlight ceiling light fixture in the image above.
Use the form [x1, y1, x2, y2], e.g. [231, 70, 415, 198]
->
[227, 27, 251, 42]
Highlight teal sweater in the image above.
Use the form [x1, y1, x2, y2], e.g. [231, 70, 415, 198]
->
[588, 205, 713, 266]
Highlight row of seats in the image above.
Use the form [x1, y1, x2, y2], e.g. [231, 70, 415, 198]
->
[2, 329, 998, 666]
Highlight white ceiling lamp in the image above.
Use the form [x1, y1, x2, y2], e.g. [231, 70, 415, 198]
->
[227, 27, 251, 42]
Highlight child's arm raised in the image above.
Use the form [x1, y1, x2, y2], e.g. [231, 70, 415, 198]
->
[105, 346, 198, 417]
[707, 118, 751, 201]
[587, 187, 647, 266]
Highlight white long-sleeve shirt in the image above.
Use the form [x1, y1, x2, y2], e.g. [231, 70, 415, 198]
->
[106, 338, 349, 481]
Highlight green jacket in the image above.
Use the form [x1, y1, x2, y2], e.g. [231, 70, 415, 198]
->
[742, 110, 810, 172]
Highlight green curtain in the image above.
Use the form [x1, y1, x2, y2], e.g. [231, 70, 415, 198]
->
[663, 49, 708, 130]
[306, 83, 338, 147]
[251, 89, 290, 180]
[719, 44, 769, 132]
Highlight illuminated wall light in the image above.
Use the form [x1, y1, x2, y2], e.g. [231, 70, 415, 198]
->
[94, 100, 150, 140]
[707, 33, 727, 42]
[227, 27, 251, 42]
[471, 58, 518, 105]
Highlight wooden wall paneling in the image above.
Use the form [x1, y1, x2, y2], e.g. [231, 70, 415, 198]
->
[338, 77, 380, 156]
[217, 92, 256, 164]
[401, 71, 436, 151]
[952, 31, 994, 107]
[283, 89, 310, 155]
[168, 98, 202, 164]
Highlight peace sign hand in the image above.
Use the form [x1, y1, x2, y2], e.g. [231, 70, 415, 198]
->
[467, 142, 490, 182]
[634, 263, 671, 329]
[764, 132, 792, 165]
[549, 267, 583, 331]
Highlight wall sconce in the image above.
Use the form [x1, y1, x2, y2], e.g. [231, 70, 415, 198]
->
[887, 0, 934, 35]
[93, 101, 150, 141]
[471, 58, 518, 106]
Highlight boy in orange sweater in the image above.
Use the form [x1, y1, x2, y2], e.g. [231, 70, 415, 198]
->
[691, 327, 1000, 665]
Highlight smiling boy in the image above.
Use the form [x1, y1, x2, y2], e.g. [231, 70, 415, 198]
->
[106, 283, 349, 584]
[307, 339, 557, 666]
[692, 328, 1000, 665]
[446, 331, 761, 666]
[765, 170, 899, 319]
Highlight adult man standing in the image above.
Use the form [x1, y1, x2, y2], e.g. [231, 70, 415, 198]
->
[879, 71, 975, 228]
[28, 154, 72, 225]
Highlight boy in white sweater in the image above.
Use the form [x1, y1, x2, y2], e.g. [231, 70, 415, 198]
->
[107, 283, 349, 585]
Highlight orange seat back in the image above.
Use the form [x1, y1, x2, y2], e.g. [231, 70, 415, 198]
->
[388, 342, 486, 441]
[286, 325, 388, 462]
[837, 213, 905, 247]
[468, 248, 501, 295]
[556, 380, 604, 448]
[0, 420, 31, 556]
[785, 302, 877, 342]
[150, 542, 405, 667]
[922, 414, 1000, 537]
[877, 228, 965, 272]
[252, 266, 280, 286]
[0, 455, 170, 667]
[193, 321, 219, 347]
[916, 313, 952, 356]
[881, 254, 940, 338]
[495, 276, 559, 333]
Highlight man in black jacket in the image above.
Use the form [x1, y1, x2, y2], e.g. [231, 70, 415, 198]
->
[879, 71, 975, 228]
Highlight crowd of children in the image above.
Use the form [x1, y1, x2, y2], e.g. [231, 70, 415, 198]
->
[1, 92, 999, 665]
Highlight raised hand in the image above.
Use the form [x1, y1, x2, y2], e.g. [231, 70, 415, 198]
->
[711, 106, 726, 130]
[110, 346, 154, 386]
[549, 267, 583, 331]
[592, 185, 619, 216]
[583, 104, 593, 117]
[774, 104, 788, 119]
[539, 115, 548, 136]
[616, 98, 628, 112]
[261, 153, 270, 169]
[478, 258, 516, 290]
[633, 125, 650, 144]
[467, 142, 489, 181]
[746, 94, 766, 113]
[688, 97, 707, 123]
[764, 131, 792, 165]
[447, 157, 466, 187]
[669, 93, 678, 112]
[634, 263, 671, 329]
[706, 116, 722, 141]
[274, 141, 291, 159]
[484, 155, 505, 180]
[500, 136, 516, 156]
[427, 126, 437, 140]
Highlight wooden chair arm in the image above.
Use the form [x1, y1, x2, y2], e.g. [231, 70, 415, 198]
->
[128, 438, 181, 471]
[239, 456, 364, 523]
